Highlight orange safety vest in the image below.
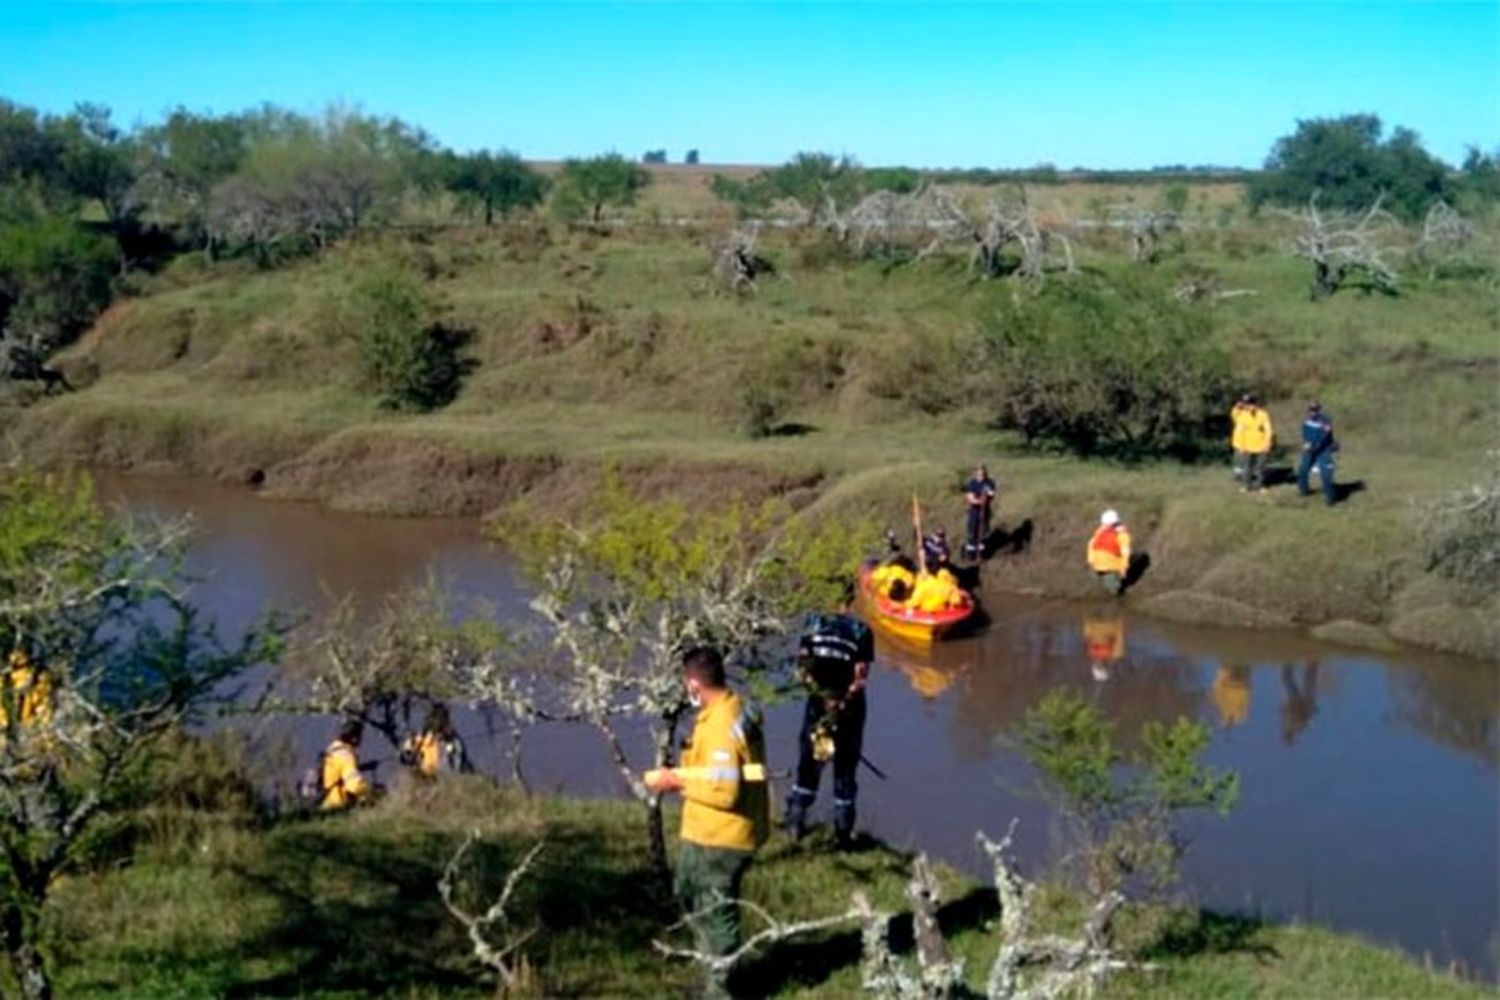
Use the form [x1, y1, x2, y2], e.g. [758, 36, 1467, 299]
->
[1086, 525, 1130, 575]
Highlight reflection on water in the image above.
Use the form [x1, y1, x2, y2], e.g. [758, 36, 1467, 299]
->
[93, 472, 1499, 980]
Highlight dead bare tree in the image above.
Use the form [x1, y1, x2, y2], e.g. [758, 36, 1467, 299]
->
[1114, 208, 1180, 264]
[978, 824, 1144, 999]
[439, 832, 546, 994]
[1285, 193, 1400, 300]
[968, 197, 1075, 284]
[711, 227, 776, 294]
[1417, 200, 1477, 279]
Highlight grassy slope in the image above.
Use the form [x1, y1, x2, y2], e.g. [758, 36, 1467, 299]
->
[13, 186, 1499, 657]
[45, 780, 1485, 998]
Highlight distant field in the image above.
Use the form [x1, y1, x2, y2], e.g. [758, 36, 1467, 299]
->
[529, 161, 1250, 221]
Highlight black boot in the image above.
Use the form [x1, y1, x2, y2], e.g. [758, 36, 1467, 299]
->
[833, 800, 856, 850]
[784, 789, 813, 842]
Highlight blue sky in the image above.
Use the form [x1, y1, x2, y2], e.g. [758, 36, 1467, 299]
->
[2, 2, 1495, 168]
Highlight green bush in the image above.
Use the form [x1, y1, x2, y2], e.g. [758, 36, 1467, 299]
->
[0, 215, 116, 347]
[345, 268, 471, 411]
[977, 273, 1233, 460]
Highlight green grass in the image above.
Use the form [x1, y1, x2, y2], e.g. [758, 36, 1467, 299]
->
[38, 780, 1487, 998]
[11, 214, 1499, 656]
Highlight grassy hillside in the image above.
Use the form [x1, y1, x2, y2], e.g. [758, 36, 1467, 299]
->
[9, 199, 1498, 658]
[44, 778, 1486, 998]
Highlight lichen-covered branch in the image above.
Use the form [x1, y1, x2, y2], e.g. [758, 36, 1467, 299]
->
[439, 832, 545, 992]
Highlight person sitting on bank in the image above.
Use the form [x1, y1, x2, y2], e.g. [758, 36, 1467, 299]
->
[399, 702, 470, 778]
[644, 647, 769, 995]
[321, 719, 373, 810]
[1230, 393, 1274, 493]
[1086, 509, 1132, 596]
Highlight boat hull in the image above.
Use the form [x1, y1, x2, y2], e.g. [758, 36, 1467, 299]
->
[857, 562, 976, 644]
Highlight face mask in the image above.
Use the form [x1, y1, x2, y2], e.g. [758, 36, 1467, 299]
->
[687, 687, 702, 709]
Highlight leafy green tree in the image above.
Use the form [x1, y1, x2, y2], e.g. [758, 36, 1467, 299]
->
[56, 104, 141, 241]
[343, 267, 471, 411]
[1455, 146, 1500, 214]
[135, 109, 248, 250]
[0, 470, 285, 999]
[642, 149, 667, 164]
[0, 215, 116, 349]
[443, 150, 549, 225]
[684, 148, 700, 165]
[1019, 689, 1238, 898]
[978, 272, 1233, 460]
[0, 103, 69, 204]
[551, 153, 651, 224]
[503, 477, 872, 883]
[1248, 114, 1450, 221]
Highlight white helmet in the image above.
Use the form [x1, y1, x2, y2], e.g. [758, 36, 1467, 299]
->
[1100, 509, 1121, 526]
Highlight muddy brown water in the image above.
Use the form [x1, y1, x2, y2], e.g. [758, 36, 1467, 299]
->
[93, 472, 1499, 980]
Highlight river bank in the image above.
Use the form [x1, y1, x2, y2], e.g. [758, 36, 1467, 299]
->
[16, 399, 1496, 663]
[50, 776, 1489, 998]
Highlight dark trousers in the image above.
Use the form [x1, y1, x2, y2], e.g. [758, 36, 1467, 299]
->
[965, 504, 988, 556]
[789, 693, 866, 835]
[1235, 450, 1268, 490]
[1297, 449, 1337, 504]
[674, 841, 752, 996]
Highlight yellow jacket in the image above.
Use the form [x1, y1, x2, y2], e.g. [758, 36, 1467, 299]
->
[400, 730, 463, 778]
[679, 691, 769, 852]
[1086, 525, 1131, 576]
[321, 739, 369, 810]
[1231, 404, 1273, 454]
[909, 571, 963, 613]
[870, 563, 916, 599]
[2, 652, 53, 729]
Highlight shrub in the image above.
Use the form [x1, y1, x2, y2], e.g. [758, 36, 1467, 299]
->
[977, 273, 1233, 460]
[1417, 455, 1500, 591]
[1019, 689, 1238, 897]
[0, 215, 116, 348]
[346, 268, 471, 411]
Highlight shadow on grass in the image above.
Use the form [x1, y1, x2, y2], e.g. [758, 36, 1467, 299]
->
[1144, 911, 1280, 964]
[982, 518, 1035, 559]
[219, 815, 668, 997]
[1122, 552, 1152, 591]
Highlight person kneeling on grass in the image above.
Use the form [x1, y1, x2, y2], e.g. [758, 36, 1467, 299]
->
[644, 646, 769, 995]
[320, 718, 376, 810]
[399, 702, 470, 778]
[1086, 509, 1132, 596]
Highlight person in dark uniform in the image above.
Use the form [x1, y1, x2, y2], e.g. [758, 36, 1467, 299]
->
[963, 464, 998, 560]
[1296, 401, 1339, 505]
[783, 590, 874, 850]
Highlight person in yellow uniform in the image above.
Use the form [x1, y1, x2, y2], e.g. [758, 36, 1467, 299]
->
[321, 719, 372, 810]
[644, 646, 769, 994]
[1, 649, 53, 730]
[907, 567, 964, 613]
[1086, 509, 1132, 596]
[1230, 393, 1274, 492]
[399, 703, 469, 778]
